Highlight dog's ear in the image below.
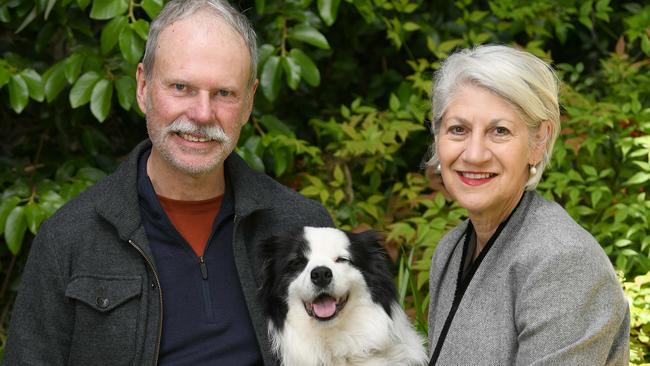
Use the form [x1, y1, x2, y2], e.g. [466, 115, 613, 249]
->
[346, 230, 398, 316]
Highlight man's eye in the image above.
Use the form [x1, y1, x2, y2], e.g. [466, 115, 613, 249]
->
[217, 89, 232, 97]
[174, 84, 186, 91]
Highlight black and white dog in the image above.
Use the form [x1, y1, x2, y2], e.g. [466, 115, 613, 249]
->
[258, 226, 428, 366]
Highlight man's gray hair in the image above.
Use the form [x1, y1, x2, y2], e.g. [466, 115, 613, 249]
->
[142, 0, 258, 87]
[427, 44, 561, 190]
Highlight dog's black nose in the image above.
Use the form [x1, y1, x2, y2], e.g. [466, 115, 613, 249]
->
[310, 266, 332, 287]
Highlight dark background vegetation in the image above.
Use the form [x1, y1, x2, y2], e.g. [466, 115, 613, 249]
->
[1, 0, 649, 362]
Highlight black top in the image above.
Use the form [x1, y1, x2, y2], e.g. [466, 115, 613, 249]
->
[137, 148, 263, 365]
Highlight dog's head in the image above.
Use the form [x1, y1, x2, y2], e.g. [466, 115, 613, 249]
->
[258, 226, 396, 331]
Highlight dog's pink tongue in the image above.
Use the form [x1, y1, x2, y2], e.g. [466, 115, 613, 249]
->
[313, 296, 337, 318]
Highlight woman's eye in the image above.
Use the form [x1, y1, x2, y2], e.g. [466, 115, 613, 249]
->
[450, 125, 465, 135]
[495, 126, 510, 135]
[335, 257, 351, 263]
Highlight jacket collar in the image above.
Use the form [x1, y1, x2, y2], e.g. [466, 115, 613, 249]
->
[94, 139, 272, 240]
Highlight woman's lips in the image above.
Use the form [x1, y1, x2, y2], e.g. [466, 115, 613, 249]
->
[457, 171, 497, 186]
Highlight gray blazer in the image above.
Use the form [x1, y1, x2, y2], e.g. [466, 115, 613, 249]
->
[428, 190, 629, 365]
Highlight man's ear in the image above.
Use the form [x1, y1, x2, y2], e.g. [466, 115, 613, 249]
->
[135, 63, 148, 113]
[531, 120, 552, 164]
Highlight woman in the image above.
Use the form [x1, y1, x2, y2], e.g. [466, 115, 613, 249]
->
[426, 45, 629, 365]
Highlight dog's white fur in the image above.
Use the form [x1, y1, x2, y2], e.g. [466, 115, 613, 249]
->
[268, 227, 428, 366]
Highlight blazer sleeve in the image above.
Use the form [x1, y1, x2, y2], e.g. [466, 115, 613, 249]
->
[2, 223, 73, 365]
[514, 236, 629, 366]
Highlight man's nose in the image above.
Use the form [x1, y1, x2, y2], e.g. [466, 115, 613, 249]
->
[187, 91, 214, 123]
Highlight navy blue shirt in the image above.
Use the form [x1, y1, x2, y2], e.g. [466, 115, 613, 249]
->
[137, 149, 263, 365]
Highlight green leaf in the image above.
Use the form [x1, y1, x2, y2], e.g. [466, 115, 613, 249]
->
[76, 167, 107, 181]
[0, 197, 21, 236]
[90, 79, 113, 122]
[8, 74, 29, 113]
[44, 0, 58, 20]
[20, 69, 44, 102]
[77, 0, 91, 10]
[0, 65, 10, 88]
[24, 202, 45, 235]
[260, 115, 293, 136]
[256, 0, 266, 14]
[289, 48, 320, 86]
[261, 56, 282, 102]
[289, 25, 331, 49]
[90, 0, 128, 20]
[0, 6, 10, 22]
[258, 44, 276, 72]
[43, 62, 67, 103]
[100, 15, 127, 54]
[317, 0, 342, 26]
[141, 0, 163, 19]
[389, 93, 400, 111]
[16, 6, 37, 33]
[119, 26, 145, 64]
[132, 19, 150, 40]
[625, 172, 650, 185]
[281, 56, 301, 90]
[64, 53, 85, 83]
[114, 75, 135, 110]
[5, 206, 27, 255]
[403, 22, 420, 32]
[69, 71, 100, 108]
[272, 146, 290, 176]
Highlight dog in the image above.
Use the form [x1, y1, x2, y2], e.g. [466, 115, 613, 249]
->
[258, 226, 428, 366]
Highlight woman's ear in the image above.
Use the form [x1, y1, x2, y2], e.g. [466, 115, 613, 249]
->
[531, 120, 552, 164]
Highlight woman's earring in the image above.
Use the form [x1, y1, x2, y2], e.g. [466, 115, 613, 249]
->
[435, 163, 442, 174]
[529, 164, 537, 175]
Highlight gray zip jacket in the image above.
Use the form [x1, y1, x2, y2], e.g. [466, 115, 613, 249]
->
[428, 190, 629, 365]
[3, 140, 333, 366]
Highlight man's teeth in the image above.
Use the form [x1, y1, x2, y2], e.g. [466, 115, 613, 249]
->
[462, 172, 494, 179]
[179, 133, 211, 142]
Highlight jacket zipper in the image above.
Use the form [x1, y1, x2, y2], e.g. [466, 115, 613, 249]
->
[128, 239, 163, 365]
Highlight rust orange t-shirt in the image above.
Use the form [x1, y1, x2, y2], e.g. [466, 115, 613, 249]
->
[157, 194, 223, 257]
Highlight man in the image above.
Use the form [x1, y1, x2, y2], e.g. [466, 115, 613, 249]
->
[3, 1, 332, 365]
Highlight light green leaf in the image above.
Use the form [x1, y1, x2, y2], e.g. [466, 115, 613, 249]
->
[69, 71, 100, 108]
[8, 74, 29, 113]
[64, 53, 85, 83]
[119, 26, 145, 64]
[90, 79, 113, 122]
[258, 44, 276, 72]
[100, 15, 127, 54]
[43, 62, 67, 103]
[21, 69, 45, 102]
[260, 115, 293, 136]
[0, 197, 21, 236]
[0, 65, 10, 88]
[77, 0, 91, 10]
[132, 19, 150, 40]
[16, 6, 37, 33]
[403, 22, 420, 32]
[317, 0, 342, 26]
[625, 172, 650, 185]
[24, 202, 45, 235]
[141, 0, 163, 19]
[389, 93, 400, 111]
[281, 56, 301, 90]
[90, 0, 128, 20]
[289, 25, 331, 49]
[77, 167, 107, 181]
[289, 48, 320, 86]
[114, 75, 135, 110]
[260, 56, 282, 101]
[5, 206, 27, 255]
[333, 165, 344, 182]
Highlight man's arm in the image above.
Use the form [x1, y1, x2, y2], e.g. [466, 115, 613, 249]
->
[3, 224, 73, 365]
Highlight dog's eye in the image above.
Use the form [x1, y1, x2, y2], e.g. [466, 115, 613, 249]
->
[335, 256, 351, 263]
[288, 257, 307, 270]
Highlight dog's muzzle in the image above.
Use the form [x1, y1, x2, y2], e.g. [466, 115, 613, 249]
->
[304, 266, 349, 321]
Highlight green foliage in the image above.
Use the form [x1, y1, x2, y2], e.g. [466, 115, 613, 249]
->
[625, 272, 650, 365]
[1, 0, 649, 360]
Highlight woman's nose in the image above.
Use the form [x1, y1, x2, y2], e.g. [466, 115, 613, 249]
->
[462, 135, 492, 164]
